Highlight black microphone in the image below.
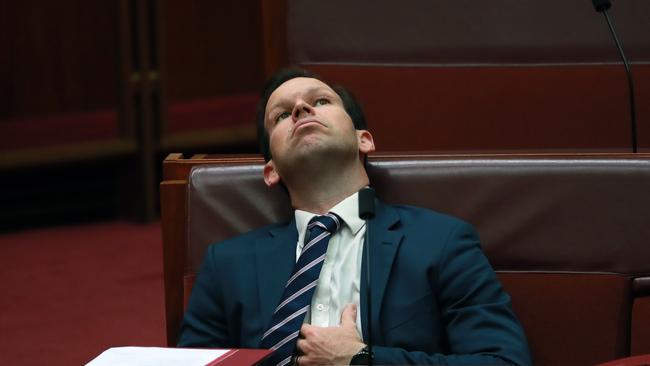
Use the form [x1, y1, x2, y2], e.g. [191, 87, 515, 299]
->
[359, 187, 376, 220]
[592, 0, 638, 153]
[358, 187, 375, 366]
[592, 0, 610, 12]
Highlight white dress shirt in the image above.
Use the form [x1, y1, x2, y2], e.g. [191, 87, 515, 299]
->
[294, 192, 366, 339]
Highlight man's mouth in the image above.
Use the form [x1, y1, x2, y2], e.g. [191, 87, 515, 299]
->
[293, 119, 323, 135]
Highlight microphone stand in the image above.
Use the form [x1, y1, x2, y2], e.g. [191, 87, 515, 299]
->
[592, 0, 637, 153]
[358, 187, 376, 366]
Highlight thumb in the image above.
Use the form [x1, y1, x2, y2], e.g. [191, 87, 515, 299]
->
[340, 303, 357, 327]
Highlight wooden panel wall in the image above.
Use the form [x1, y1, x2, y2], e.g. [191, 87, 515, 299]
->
[159, 1, 264, 101]
[157, 0, 267, 151]
[1, 1, 271, 225]
[0, 1, 119, 119]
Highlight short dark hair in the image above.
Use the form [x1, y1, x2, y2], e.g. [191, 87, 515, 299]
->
[256, 68, 367, 161]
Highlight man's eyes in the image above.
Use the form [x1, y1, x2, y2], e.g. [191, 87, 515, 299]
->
[314, 98, 330, 106]
[275, 111, 291, 123]
[274, 98, 331, 123]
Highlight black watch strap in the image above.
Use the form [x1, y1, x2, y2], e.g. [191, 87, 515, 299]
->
[350, 345, 372, 365]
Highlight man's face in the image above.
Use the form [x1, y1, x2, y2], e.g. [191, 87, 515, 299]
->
[262, 77, 373, 186]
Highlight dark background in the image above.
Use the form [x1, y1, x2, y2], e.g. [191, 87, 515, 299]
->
[1, 0, 648, 229]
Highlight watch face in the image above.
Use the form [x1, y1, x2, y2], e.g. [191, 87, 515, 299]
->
[350, 349, 371, 365]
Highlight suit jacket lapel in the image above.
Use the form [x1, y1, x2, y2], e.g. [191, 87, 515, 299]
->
[360, 201, 403, 344]
[255, 220, 298, 333]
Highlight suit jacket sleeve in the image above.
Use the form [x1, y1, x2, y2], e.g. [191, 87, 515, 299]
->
[177, 245, 231, 348]
[373, 221, 531, 365]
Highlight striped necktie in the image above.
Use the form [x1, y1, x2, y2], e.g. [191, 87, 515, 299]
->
[259, 212, 342, 366]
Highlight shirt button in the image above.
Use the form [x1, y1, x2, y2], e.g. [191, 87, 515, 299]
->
[316, 304, 325, 311]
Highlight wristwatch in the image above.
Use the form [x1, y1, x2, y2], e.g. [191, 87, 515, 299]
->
[350, 345, 372, 365]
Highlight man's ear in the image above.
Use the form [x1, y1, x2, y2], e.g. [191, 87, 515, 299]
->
[263, 160, 281, 187]
[357, 130, 376, 154]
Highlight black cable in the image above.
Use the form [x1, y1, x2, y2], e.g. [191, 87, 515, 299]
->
[594, 1, 638, 153]
[364, 224, 373, 366]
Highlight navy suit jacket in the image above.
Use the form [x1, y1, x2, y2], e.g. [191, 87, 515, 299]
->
[178, 202, 531, 365]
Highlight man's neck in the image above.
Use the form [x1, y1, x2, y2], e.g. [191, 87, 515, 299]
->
[285, 161, 369, 215]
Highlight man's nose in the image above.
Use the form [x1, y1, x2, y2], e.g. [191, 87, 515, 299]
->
[292, 101, 313, 121]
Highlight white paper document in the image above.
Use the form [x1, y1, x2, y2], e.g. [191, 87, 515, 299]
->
[86, 346, 231, 366]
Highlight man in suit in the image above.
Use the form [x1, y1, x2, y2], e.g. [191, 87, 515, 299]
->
[178, 69, 531, 365]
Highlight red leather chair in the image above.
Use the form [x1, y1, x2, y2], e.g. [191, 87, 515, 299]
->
[161, 152, 650, 365]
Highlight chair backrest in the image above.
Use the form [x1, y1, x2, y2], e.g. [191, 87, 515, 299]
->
[280, 0, 650, 152]
[161, 152, 650, 365]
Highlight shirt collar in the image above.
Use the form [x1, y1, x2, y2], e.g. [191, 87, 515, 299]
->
[294, 191, 366, 244]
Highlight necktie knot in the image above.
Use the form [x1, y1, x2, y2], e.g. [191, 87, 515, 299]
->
[307, 212, 342, 235]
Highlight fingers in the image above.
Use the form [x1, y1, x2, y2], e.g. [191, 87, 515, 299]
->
[296, 338, 307, 353]
[295, 340, 312, 366]
[296, 354, 313, 366]
[300, 323, 314, 336]
[339, 303, 357, 327]
[296, 354, 311, 366]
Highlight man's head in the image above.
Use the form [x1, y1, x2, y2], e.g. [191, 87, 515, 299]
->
[256, 68, 368, 162]
[257, 68, 374, 190]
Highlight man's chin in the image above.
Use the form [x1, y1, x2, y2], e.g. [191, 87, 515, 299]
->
[292, 134, 327, 152]
[281, 135, 356, 165]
